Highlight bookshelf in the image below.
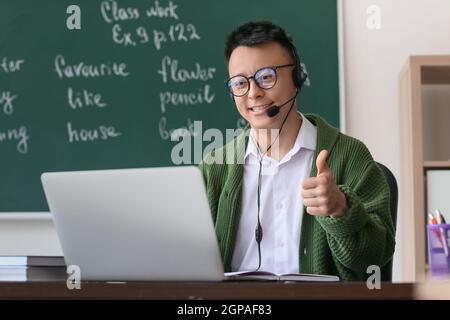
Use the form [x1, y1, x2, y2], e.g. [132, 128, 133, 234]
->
[423, 161, 450, 169]
[399, 55, 450, 282]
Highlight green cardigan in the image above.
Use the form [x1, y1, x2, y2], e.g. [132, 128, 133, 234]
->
[199, 114, 395, 281]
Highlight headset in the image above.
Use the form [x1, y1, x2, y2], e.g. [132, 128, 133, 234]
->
[289, 43, 308, 90]
[263, 43, 307, 118]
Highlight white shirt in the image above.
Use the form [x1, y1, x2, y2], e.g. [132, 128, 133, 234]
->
[231, 112, 317, 274]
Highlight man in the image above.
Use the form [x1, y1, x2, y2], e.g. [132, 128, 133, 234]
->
[199, 21, 395, 281]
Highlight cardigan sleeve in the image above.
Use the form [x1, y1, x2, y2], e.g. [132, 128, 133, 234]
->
[198, 158, 220, 224]
[315, 141, 396, 277]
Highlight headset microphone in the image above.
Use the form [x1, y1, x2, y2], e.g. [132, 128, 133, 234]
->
[265, 92, 298, 118]
[266, 105, 281, 118]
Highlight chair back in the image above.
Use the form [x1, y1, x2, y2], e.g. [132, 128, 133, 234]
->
[376, 162, 398, 281]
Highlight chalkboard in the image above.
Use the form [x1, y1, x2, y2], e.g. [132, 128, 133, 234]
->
[0, 0, 340, 212]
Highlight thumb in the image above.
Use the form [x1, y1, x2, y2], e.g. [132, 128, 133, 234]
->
[316, 150, 330, 176]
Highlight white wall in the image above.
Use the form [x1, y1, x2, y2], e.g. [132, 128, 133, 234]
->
[342, 0, 450, 282]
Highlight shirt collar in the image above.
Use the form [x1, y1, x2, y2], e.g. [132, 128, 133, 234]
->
[244, 129, 260, 160]
[244, 112, 317, 162]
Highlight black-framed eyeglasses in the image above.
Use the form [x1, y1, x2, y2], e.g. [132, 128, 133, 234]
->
[225, 64, 294, 97]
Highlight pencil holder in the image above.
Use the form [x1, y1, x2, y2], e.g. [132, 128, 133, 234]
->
[427, 224, 450, 279]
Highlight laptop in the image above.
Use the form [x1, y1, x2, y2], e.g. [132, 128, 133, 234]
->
[41, 166, 224, 281]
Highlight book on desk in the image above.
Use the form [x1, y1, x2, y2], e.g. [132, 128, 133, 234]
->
[0, 256, 66, 282]
[0, 256, 65, 267]
[0, 257, 340, 282]
[225, 270, 340, 282]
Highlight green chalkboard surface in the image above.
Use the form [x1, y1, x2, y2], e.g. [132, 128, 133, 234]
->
[0, 0, 340, 211]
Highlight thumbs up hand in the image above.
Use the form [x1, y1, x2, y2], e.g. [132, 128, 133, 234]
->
[301, 150, 348, 218]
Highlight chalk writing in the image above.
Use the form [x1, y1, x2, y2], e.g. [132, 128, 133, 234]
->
[54, 55, 129, 78]
[158, 56, 216, 83]
[67, 87, 107, 109]
[159, 116, 199, 141]
[146, 0, 179, 20]
[160, 84, 215, 113]
[100, 0, 140, 23]
[0, 57, 25, 73]
[67, 122, 122, 143]
[0, 91, 17, 115]
[0, 126, 29, 154]
[153, 23, 200, 50]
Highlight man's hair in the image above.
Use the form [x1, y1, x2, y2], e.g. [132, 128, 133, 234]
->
[224, 21, 296, 63]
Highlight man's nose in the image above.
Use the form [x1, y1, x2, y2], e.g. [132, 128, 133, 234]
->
[247, 79, 264, 99]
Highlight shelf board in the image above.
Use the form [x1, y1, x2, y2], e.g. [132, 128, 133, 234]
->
[422, 66, 450, 85]
[423, 161, 450, 169]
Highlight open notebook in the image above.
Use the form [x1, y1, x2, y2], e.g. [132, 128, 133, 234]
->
[225, 270, 340, 282]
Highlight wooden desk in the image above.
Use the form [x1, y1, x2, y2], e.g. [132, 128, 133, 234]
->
[0, 266, 415, 299]
[414, 281, 450, 299]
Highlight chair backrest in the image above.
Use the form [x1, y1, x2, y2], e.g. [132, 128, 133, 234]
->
[376, 162, 398, 281]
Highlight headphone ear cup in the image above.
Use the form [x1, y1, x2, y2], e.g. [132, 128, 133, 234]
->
[292, 63, 305, 89]
[292, 65, 300, 88]
[299, 68, 307, 86]
[290, 46, 306, 89]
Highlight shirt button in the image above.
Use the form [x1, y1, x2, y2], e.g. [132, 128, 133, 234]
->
[278, 241, 284, 248]
[276, 202, 283, 210]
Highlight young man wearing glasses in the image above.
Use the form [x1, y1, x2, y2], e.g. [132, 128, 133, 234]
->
[199, 21, 395, 281]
